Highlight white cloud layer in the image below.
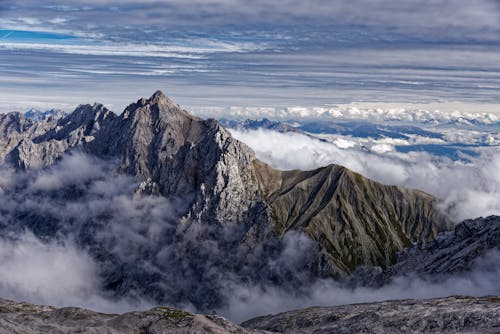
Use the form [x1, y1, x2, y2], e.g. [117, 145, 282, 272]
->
[194, 105, 500, 124]
[0, 233, 153, 313]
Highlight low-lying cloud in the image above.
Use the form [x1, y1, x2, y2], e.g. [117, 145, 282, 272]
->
[0, 232, 153, 313]
[223, 250, 500, 322]
[0, 153, 322, 318]
[0, 149, 498, 323]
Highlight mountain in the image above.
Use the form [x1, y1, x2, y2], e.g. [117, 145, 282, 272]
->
[219, 118, 305, 134]
[254, 161, 447, 275]
[1, 296, 499, 334]
[220, 118, 444, 141]
[24, 108, 65, 122]
[298, 120, 443, 140]
[242, 296, 500, 334]
[0, 91, 450, 310]
[219, 118, 482, 162]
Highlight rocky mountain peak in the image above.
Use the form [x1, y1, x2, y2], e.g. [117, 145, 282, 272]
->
[33, 103, 116, 144]
[122, 90, 196, 124]
[148, 89, 170, 103]
[67, 103, 114, 127]
[24, 108, 65, 122]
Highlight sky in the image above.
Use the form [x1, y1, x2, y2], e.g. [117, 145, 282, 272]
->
[0, 0, 499, 114]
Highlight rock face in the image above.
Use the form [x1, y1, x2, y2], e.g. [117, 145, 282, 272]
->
[350, 215, 500, 286]
[0, 298, 266, 334]
[242, 296, 500, 334]
[0, 91, 450, 309]
[393, 215, 500, 276]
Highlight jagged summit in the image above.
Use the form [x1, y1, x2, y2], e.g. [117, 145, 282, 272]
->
[149, 89, 173, 103]
[24, 108, 65, 122]
[123, 90, 196, 122]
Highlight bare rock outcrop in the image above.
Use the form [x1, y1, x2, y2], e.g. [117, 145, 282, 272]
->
[242, 296, 500, 334]
[0, 298, 266, 334]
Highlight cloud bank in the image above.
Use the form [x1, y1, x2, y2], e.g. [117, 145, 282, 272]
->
[195, 104, 500, 124]
[223, 249, 500, 322]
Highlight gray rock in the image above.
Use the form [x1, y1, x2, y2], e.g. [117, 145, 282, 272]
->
[3, 296, 499, 334]
[242, 296, 500, 334]
[350, 215, 500, 286]
[0, 298, 266, 334]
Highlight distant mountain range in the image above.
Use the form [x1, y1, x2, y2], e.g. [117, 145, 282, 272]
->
[24, 108, 65, 122]
[220, 117, 499, 160]
[221, 117, 445, 140]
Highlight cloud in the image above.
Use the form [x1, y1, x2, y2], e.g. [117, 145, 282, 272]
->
[0, 153, 319, 317]
[230, 129, 500, 221]
[0, 232, 153, 313]
[0, 224, 498, 323]
[0, 0, 499, 114]
[193, 104, 500, 124]
[222, 249, 500, 322]
[32, 152, 103, 191]
[4, 1, 499, 37]
[0, 42, 211, 59]
[0, 233, 97, 303]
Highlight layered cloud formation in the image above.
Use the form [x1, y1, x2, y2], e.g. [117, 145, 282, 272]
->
[0, 0, 499, 113]
[2, 1, 499, 37]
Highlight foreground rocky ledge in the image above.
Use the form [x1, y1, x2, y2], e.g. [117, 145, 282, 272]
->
[243, 296, 500, 334]
[1, 296, 499, 334]
[0, 298, 264, 334]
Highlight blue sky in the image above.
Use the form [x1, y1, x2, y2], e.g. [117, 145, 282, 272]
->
[0, 0, 499, 114]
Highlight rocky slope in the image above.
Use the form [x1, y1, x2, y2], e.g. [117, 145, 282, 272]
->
[1, 296, 499, 334]
[0, 91, 450, 309]
[350, 215, 500, 286]
[254, 161, 446, 275]
[242, 296, 500, 334]
[0, 298, 266, 334]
